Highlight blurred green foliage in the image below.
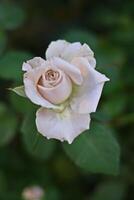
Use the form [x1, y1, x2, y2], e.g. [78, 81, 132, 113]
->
[0, 103, 17, 147]
[0, 0, 134, 199]
[0, 2, 25, 30]
[0, 31, 7, 56]
[63, 122, 120, 175]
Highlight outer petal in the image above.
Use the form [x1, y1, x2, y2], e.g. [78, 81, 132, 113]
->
[62, 42, 81, 61]
[23, 67, 60, 109]
[50, 57, 83, 85]
[36, 107, 90, 144]
[22, 57, 46, 71]
[22, 62, 32, 71]
[46, 40, 96, 67]
[80, 44, 96, 68]
[70, 57, 109, 114]
[79, 44, 94, 57]
[62, 43, 96, 67]
[46, 40, 69, 60]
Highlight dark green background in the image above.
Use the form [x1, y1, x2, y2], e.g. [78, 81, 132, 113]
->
[0, 0, 134, 199]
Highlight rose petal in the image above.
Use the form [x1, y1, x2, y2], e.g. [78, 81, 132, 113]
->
[22, 62, 32, 71]
[88, 57, 96, 68]
[22, 57, 46, 71]
[37, 72, 72, 104]
[36, 107, 90, 144]
[61, 42, 96, 68]
[62, 42, 81, 61]
[50, 57, 83, 85]
[46, 40, 96, 67]
[70, 57, 109, 114]
[27, 57, 46, 68]
[81, 44, 96, 68]
[62, 42, 95, 64]
[80, 44, 94, 57]
[46, 40, 69, 60]
[23, 68, 60, 109]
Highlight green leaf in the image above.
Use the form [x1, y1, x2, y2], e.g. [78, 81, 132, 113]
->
[101, 95, 126, 119]
[63, 122, 120, 175]
[10, 92, 33, 114]
[0, 50, 32, 82]
[90, 181, 126, 200]
[21, 110, 56, 160]
[9, 85, 26, 97]
[0, 2, 26, 30]
[91, 111, 110, 123]
[0, 31, 7, 56]
[0, 103, 17, 147]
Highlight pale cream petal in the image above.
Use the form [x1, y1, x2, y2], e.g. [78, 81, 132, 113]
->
[23, 68, 60, 109]
[61, 42, 81, 61]
[87, 57, 96, 68]
[80, 44, 94, 57]
[22, 57, 46, 72]
[70, 57, 109, 114]
[61, 42, 96, 66]
[37, 72, 72, 104]
[36, 107, 90, 144]
[27, 57, 46, 69]
[22, 62, 32, 71]
[79, 44, 96, 68]
[71, 82, 105, 114]
[46, 40, 96, 66]
[46, 40, 69, 59]
[50, 57, 83, 85]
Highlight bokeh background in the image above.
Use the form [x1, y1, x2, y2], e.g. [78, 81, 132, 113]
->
[0, 0, 134, 199]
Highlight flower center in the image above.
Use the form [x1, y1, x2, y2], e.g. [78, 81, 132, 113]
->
[38, 69, 62, 88]
[45, 69, 60, 81]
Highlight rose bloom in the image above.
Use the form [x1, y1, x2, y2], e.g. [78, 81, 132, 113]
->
[22, 40, 109, 144]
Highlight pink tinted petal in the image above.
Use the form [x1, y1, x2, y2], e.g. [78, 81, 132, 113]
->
[79, 44, 96, 68]
[70, 57, 109, 114]
[23, 68, 59, 109]
[46, 40, 96, 65]
[37, 73, 72, 104]
[62, 42, 96, 66]
[36, 107, 90, 144]
[80, 44, 94, 57]
[22, 57, 46, 72]
[88, 57, 96, 68]
[62, 42, 81, 61]
[50, 57, 83, 85]
[46, 40, 69, 59]
[71, 82, 105, 114]
[22, 62, 32, 71]
[27, 57, 46, 68]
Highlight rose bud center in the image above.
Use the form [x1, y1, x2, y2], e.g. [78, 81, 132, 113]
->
[37, 68, 72, 104]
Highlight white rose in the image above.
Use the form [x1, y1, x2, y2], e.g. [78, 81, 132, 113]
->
[21, 40, 109, 144]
